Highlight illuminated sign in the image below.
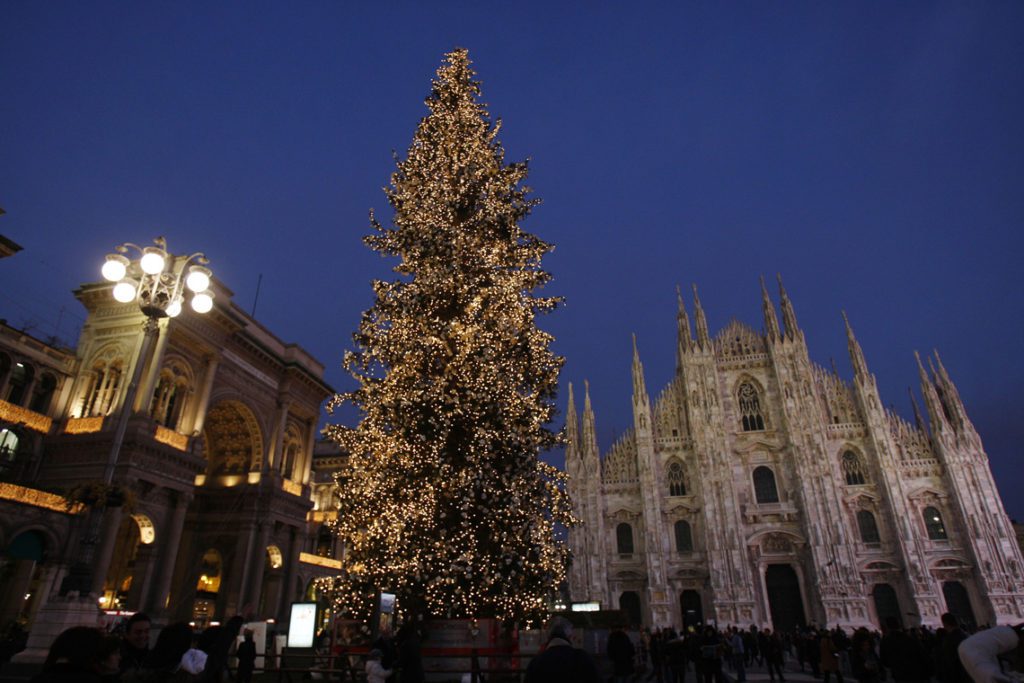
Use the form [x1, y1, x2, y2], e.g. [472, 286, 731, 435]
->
[571, 601, 601, 612]
[288, 602, 317, 648]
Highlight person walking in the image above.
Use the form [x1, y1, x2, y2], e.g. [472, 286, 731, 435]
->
[235, 630, 256, 683]
[606, 624, 636, 683]
[729, 628, 746, 683]
[820, 631, 843, 683]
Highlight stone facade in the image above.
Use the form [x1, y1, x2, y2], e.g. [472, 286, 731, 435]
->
[0, 259, 339, 633]
[565, 279, 1024, 632]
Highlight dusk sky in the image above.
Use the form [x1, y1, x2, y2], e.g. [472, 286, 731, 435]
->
[2, 4, 1022, 517]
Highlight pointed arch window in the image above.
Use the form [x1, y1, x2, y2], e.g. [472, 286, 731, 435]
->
[738, 382, 765, 431]
[616, 522, 634, 555]
[753, 466, 779, 504]
[674, 520, 694, 553]
[857, 510, 881, 544]
[667, 461, 687, 496]
[842, 450, 867, 486]
[923, 506, 948, 540]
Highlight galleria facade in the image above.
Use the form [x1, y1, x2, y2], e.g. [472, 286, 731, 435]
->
[565, 279, 1024, 632]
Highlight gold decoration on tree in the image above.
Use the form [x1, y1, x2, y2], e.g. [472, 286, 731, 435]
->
[318, 48, 576, 624]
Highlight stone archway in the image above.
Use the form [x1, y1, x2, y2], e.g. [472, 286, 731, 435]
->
[202, 400, 264, 479]
[620, 591, 642, 627]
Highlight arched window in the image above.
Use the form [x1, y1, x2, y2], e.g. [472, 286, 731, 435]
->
[842, 450, 867, 486]
[857, 510, 881, 544]
[674, 520, 694, 552]
[29, 373, 57, 414]
[150, 361, 192, 430]
[738, 382, 765, 431]
[4, 362, 33, 406]
[923, 506, 948, 540]
[0, 428, 19, 461]
[753, 466, 779, 504]
[667, 461, 687, 496]
[316, 527, 334, 558]
[616, 522, 634, 555]
[84, 358, 124, 416]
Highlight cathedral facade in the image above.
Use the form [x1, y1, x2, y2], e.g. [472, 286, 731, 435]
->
[565, 279, 1024, 632]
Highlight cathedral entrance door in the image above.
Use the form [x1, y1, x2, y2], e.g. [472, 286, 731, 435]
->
[764, 564, 806, 633]
[680, 590, 703, 628]
[942, 581, 976, 631]
[871, 583, 901, 628]
[620, 591, 642, 627]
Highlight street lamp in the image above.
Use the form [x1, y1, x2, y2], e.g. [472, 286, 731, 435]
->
[98, 236, 214, 483]
[61, 236, 214, 599]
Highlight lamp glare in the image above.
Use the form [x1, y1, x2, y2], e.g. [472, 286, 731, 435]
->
[191, 291, 214, 314]
[101, 255, 128, 282]
[166, 299, 182, 318]
[140, 249, 166, 275]
[186, 266, 211, 293]
[112, 281, 137, 303]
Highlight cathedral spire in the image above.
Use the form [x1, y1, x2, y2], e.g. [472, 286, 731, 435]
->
[760, 275, 780, 340]
[566, 381, 579, 457]
[915, 350, 947, 432]
[777, 274, 801, 341]
[908, 386, 927, 433]
[581, 379, 599, 468]
[691, 284, 711, 349]
[931, 350, 973, 436]
[842, 311, 869, 378]
[632, 334, 649, 403]
[676, 285, 693, 360]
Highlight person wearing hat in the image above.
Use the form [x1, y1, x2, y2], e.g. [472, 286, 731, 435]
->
[366, 648, 393, 683]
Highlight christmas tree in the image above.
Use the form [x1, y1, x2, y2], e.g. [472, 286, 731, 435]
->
[320, 49, 575, 624]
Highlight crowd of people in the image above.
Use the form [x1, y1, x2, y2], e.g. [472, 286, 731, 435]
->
[24, 613, 258, 683]
[527, 614, 1024, 683]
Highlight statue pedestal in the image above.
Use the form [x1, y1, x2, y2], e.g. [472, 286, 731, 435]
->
[11, 593, 103, 664]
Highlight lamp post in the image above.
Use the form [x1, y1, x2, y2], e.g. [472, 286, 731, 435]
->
[61, 236, 214, 599]
[99, 236, 214, 485]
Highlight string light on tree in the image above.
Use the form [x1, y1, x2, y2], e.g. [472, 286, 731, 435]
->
[316, 48, 577, 624]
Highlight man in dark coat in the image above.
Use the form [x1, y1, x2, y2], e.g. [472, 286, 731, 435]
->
[880, 618, 931, 683]
[525, 617, 600, 683]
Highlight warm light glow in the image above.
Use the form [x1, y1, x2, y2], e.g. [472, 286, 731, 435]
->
[282, 479, 302, 496]
[102, 254, 129, 282]
[133, 515, 156, 544]
[247, 472, 261, 484]
[0, 482, 84, 514]
[191, 291, 214, 313]
[299, 552, 342, 569]
[154, 425, 188, 451]
[0, 399, 52, 433]
[113, 280, 138, 303]
[267, 545, 284, 569]
[139, 248, 166, 274]
[166, 298, 182, 318]
[186, 266, 211, 293]
[65, 417, 103, 434]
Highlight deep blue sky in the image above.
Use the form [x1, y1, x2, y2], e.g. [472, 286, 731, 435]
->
[1, 3, 1022, 518]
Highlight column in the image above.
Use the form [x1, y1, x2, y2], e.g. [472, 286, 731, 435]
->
[267, 399, 290, 474]
[245, 523, 272, 617]
[125, 543, 158, 611]
[90, 507, 124, 597]
[186, 356, 220, 436]
[301, 418, 318, 485]
[275, 526, 298, 622]
[148, 492, 191, 616]
[135, 318, 171, 413]
[226, 525, 257, 615]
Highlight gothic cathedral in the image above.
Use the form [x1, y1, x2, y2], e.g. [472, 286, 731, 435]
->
[565, 278, 1024, 631]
